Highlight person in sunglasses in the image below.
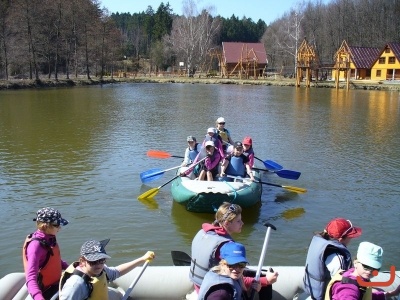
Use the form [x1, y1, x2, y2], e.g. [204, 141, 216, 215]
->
[23, 207, 69, 300]
[190, 202, 278, 299]
[303, 218, 363, 300]
[215, 117, 234, 151]
[326, 241, 400, 299]
[198, 241, 260, 300]
[59, 239, 154, 300]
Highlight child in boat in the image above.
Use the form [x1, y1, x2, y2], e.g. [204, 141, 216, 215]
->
[202, 127, 225, 160]
[220, 141, 255, 181]
[59, 239, 154, 300]
[190, 202, 278, 299]
[181, 135, 202, 167]
[242, 136, 255, 168]
[23, 207, 69, 300]
[325, 241, 400, 299]
[215, 117, 234, 151]
[198, 241, 261, 300]
[197, 141, 221, 181]
[303, 218, 363, 300]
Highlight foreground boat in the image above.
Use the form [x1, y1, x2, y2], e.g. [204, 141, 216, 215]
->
[1, 266, 399, 300]
[171, 168, 262, 213]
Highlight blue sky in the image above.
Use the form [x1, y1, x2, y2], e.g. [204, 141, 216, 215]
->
[99, 0, 305, 24]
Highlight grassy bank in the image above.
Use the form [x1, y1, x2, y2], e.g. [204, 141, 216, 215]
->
[1, 76, 400, 91]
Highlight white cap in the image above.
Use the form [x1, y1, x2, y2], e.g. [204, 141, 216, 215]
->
[207, 127, 216, 133]
[217, 117, 225, 123]
[205, 141, 215, 147]
[357, 241, 383, 270]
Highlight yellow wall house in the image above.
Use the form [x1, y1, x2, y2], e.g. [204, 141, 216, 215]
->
[332, 40, 380, 81]
[371, 42, 400, 81]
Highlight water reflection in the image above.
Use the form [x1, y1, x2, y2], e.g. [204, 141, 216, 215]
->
[0, 84, 399, 278]
[170, 199, 261, 245]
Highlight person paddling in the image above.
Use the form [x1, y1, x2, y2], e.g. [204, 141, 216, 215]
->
[59, 239, 154, 299]
[190, 202, 278, 299]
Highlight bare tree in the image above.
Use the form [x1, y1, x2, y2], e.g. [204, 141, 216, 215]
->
[167, 0, 220, 76]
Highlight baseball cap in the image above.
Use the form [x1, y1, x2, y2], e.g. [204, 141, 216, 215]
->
[205, 141, 215, 147]
[326, 218, 362, 239]
[234, 141, 243, 148]
[357, 241, 383, 269]
[33, 207, 69, 226]
[217, 117, 225, 123]
[80, 239, 111, 261]
[220, 242, 248, 265]
[242, 137, 252, 145]
[187, 136, 196, 142]
[207, 127, 216, 134]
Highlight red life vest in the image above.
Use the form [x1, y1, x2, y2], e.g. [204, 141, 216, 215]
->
[22, 234, 63, 291]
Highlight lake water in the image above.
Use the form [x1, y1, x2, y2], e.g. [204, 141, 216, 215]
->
[0, 83, 399, 279]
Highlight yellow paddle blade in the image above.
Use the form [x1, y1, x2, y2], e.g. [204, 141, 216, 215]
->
[282, 185, 307, 193]
[138, 187, 160, 200]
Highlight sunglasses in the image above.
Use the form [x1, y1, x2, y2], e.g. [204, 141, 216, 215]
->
[340, 220, 353, 237]
[50, 223, 60, 228]
[87, 258, 107, 266]
[218, 122, 225, 125]
[228, 262, 247, 269]
[360, 262, 379, 272]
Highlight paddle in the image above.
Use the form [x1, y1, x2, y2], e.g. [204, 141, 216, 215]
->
[254, 156, 283, 171]
[140, 165, 181, 183]
[138, 156, 207, 200]
[171, 250, 191, 266]
[147, 149, 184, 159]
[121, 253, 154, 300]
[249, 223, 277, 300]
[252, 167, 301, 180]
[226, 175, 307, 193]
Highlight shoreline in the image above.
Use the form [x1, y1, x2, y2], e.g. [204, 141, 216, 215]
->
[1, 76, 400, 91]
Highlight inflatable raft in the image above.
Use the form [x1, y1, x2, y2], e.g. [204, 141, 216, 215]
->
[1, 266, 399, 300]
[171, 168, 262, 213]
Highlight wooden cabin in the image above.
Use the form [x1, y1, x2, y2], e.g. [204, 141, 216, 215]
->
[221, 42, 268, 79]
[296, 39, 317, 87]
[332, 40, 380, 81]
[370, 42, 400, 81]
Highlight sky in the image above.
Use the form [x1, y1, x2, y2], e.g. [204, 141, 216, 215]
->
[99, 0, 303, 24]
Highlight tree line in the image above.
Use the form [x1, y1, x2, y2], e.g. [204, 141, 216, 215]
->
[0, 0, 398, 80]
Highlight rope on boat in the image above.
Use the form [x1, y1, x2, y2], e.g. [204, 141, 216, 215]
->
[223, 180, 238, 201]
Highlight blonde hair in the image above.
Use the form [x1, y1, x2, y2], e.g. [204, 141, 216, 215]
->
[213, 202, 242, 225]
[36, 221, 54, 234]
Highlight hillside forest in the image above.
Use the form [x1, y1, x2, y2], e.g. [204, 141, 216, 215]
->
[0, 0, 399, 80]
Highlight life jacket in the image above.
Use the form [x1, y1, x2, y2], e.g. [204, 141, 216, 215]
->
[217, 128, 230, 143]
[324, 270, 372, 300]
[59, 262, 109, 300]
[22, 234, 63, 292]
[189, 229, 231, 286]
[243, 148, 255, 167]
[226, 155, 246, 177]
[188, 143, 200, 162]
[198, 270, 242, 300]
[303, 236, 352, 300]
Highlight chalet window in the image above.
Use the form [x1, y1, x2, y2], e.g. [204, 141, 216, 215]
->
[385, 48, 390, 53]
[379, 57, 385, 64]
[376, 70, 381, 77]
[388, 57, 396, 64]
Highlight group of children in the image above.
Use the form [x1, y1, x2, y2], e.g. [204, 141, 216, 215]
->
[23, 205, 400, 300]
[181, 117, 255, 182]
[23, 207, 154, 300]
